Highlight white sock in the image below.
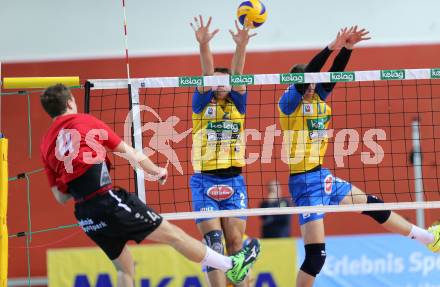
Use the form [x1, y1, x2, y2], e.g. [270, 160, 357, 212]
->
[200, 247, 233, 272]
[408, 225, 435, 245]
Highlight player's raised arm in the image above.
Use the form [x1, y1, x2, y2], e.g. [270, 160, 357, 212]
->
[319, 26, 371, 98]
[113, 141, 168, 184]
[230, 20, 256, 94]
[190, 15, 219, 93]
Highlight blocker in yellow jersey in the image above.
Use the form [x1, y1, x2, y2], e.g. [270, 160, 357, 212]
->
[191, 90, 245, 172]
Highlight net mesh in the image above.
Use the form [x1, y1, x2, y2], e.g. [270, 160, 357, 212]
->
[86, 70, 440, 217]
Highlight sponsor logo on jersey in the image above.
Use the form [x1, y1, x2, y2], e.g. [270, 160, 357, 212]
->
[280, 73, 305, 84]
[222, 112, 230, 120]
[330, 72, 355, 82]
[431, 69, 440, 79]
[179, 76, 204, 87]
[380, 70, 405, 80]
[99, 163, 112, 187]
[324, 174, 333, 194]
[310, 130, 328, 141]
[207, 185, 234, 201]
[207, 121, 241, 133]
[205, 106, 216, 118]
[303, 103, 314, 115]
[230, 75, 254, 86]
[306, 116, 330, 131]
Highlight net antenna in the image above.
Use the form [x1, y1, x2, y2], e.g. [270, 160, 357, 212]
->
[121, 0, 146, 202]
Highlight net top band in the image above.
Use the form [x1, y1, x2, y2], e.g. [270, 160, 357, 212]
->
[87, 68, 440, 89]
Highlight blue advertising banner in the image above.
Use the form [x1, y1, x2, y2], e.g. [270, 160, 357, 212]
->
[297, 234, 440, 287]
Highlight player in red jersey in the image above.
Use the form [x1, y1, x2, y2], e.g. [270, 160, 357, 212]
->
[40, 84, 260, 287]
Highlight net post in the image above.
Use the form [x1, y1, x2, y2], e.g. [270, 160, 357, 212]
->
[0, 135, 8, 287]
[128, 84, 146, 203]
[84, 81, 93, 113]
[411, 119, 425, 228]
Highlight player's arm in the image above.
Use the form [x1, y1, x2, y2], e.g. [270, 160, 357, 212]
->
[229, 20, 256, 94]
[51, 186, 72, 204]
[295, 28, 349, 95]
[190, 15, 219, 93]
[42, 154, 73, 204]
[113, 141, 167, 183]
[93, 116, 167, 183]
[320, 26, 370, 98]
[278, 85, 302, 115]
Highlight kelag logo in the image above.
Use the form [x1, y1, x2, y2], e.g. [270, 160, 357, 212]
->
[230, 74, 254, 86]
[330, 72, 355, 82]
[380, 69, 405, 80]
[431, 68, 440, 79]
[280, 73, 304, 84]
[179, 76, 204, 87]
[73, 273, 278, 287]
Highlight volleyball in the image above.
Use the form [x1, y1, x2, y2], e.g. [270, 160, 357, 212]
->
[237, 0, 267, 29]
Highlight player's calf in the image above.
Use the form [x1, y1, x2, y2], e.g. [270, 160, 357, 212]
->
[113, 248, 135, 287]
[204, 230, 225, 272]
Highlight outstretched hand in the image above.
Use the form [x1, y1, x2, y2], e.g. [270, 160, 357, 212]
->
[345, 26, 371, 49]
[229, 20, 257, 47]
[157, 167, 168, 185]
[190, 15, 219, 45]
[328, 27, 352, 51]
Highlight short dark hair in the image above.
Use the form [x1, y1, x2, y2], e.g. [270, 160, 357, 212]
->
[289, 64, 307, 74]
[40, 84, 72, 118]
[214, 67, 231, 74]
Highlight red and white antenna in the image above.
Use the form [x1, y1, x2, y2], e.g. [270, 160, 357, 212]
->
[121, 0, 131, 82]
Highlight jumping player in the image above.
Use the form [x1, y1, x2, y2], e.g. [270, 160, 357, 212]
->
[189, 15, 256, 287]
[40, 84, 260, 287]
[278, 27, 440, 287]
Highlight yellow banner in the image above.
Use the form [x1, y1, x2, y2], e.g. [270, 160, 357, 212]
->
[48, 238, 297, 287]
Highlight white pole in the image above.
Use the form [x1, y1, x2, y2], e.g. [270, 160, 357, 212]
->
[412, 119, 425, 228]
[130, 84, 146, 203]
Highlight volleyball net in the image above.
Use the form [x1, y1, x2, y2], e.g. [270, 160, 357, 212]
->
[2, 68, 440, 286]
[85, 68, 440, 221]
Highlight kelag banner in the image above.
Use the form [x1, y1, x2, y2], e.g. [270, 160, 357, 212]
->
[297, 234, 440, 287]
[47, 238, 296, 287]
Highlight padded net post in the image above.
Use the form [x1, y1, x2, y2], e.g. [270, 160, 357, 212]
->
[0, 136, 8, 287]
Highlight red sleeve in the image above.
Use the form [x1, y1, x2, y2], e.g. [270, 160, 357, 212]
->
[42, 154, 69, 194]
[44, 164, 57, 187]
[90, 117, 122, 150]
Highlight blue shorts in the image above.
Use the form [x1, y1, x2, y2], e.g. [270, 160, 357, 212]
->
[190, 173, 247, 224]
[289, 168, 352, 225]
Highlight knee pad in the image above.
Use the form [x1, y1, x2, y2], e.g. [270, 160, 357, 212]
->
[203, 230, 224, 272]
[300, 243, 326, 277]
[361, 195, 391, 224]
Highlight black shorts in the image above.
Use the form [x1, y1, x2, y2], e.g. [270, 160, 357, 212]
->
[74, 188, 163, 260]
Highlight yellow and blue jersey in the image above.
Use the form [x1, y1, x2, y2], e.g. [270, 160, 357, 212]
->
[278, 84, 332, 174]
[191, 89, 247, 172]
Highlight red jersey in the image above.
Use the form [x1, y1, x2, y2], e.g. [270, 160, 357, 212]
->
[40, 113, 122, 193]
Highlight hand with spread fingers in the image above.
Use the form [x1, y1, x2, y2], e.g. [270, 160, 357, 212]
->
[344, 26, 371, 49]
[190, 15, 219, 45]
[229, 20, 257, 48]
[328, 27, 353, 51]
